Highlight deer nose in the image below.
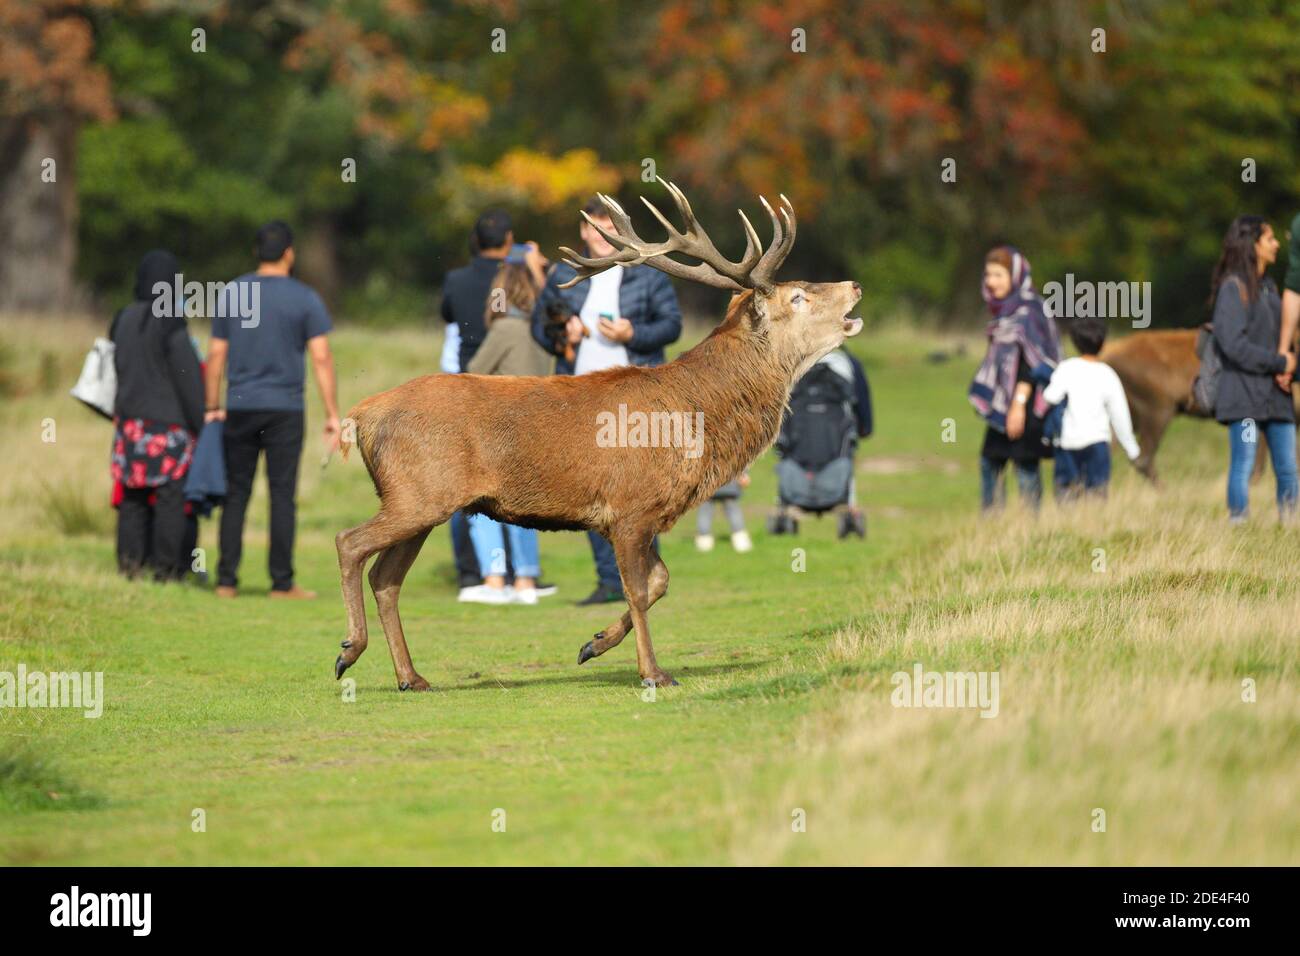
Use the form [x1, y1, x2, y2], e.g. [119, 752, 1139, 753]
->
[851, 281, 861, 296]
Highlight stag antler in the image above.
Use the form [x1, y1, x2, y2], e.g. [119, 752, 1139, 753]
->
[558, 177, 796, 294]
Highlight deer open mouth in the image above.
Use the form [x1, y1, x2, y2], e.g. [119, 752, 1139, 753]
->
[843, 316, 863, 336]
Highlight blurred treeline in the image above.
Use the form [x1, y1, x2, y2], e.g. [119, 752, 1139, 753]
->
[2, 0, 1299, 325]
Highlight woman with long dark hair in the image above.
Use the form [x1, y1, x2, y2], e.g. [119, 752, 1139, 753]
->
[968, 246, 1062, 510]
[1209, 215, 1297, 521]
[462, 258, 552, 604]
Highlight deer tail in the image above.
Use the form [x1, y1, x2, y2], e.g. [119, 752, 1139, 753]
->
[339, 401, 370, 463]
[339, 419, 353, 462]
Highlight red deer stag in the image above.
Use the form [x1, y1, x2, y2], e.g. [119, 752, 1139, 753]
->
[334, 178, 862, 690]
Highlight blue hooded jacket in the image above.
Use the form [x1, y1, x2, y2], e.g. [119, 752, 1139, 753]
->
[530, 261, 683, 374]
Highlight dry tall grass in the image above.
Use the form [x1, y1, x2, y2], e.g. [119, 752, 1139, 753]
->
[725, 482, 1300, 864]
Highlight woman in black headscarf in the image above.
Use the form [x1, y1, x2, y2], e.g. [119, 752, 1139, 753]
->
[109, 250, 204, 580]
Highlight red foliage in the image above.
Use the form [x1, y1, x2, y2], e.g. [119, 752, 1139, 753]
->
[0, 0, 116, 120]
[643, 0, 1086, 214]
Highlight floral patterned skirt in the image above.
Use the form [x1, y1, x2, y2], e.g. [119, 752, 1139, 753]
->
[111, 417, 195, 489]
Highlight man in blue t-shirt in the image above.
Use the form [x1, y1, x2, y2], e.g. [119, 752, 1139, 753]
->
[204, 221, 340, 599]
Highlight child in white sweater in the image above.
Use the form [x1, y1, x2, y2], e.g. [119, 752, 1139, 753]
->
[1043, 316, 1141, 500]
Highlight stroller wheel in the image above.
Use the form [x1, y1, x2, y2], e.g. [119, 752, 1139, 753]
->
[837, 509, 867, 540]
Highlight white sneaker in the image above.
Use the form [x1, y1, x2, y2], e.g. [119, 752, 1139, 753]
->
[731, 530, 753, 553]
[695, 534, 715, 552]
[512, 588, 539, 605]
[458, 585, 514, 605]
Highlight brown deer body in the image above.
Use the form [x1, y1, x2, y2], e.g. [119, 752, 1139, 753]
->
[1100, 330, 1206, 484]
[1102, 328, 1299, 484]
[334, 180, 862, 689]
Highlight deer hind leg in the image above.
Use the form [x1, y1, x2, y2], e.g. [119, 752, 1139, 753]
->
[368, 528, 433, 691]
[578, 545, 668, 665]
[334, 510, 437, 683]
[588, 535, 675, 686]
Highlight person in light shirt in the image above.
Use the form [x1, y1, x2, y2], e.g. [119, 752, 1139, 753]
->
[531, 196, 684, 605]
[1042, 316, 1141, 501]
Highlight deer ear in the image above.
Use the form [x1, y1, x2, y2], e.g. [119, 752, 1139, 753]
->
[750, 292, 769, 324]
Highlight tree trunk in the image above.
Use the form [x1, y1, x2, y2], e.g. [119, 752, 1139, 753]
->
[295, 217, 342, 312]
[944, 235, 988, 328]
[0, 114, 81, 313]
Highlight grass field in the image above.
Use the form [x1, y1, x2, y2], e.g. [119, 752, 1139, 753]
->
[1, 313, 1296, 865]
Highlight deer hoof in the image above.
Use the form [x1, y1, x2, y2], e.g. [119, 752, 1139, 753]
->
[578, 639, 598, 665]
[334, 654, 351, 680]
[398, 676, 432, 692]
[642, 675, 679, 688]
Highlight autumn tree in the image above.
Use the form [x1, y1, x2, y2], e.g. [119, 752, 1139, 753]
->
[0, 0, 115, 311]
[635, 0, 1105, 319]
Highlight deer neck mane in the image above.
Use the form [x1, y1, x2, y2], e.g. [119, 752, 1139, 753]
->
[660, 301, 794, 491]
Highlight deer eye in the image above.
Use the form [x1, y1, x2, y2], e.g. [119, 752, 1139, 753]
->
[790, 290, 806, 306]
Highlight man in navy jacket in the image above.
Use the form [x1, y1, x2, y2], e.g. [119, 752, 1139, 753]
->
[530, 197, 684, 603]
[530, 217, 684, 373]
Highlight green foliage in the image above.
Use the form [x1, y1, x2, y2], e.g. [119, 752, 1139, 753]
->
[79, 118, 289, 298]
[1088, 0, 1300, 321]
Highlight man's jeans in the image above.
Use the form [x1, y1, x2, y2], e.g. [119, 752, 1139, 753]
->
[218, 409, 304, 590]
[980, 455, 1042, 511]
[586, 531, 662, 592]
[588, 531, 622, 591]
[1054, 442, 1111, 501]
[469, 514, 540, 579]
[1227, 418, 1298, 520]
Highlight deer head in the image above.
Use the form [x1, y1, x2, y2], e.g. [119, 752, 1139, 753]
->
[559, 178, 862, 381]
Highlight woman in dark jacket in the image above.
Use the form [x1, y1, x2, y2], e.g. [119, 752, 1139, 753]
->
[968, 246, 1062, 511]
[110, 250, 205, 578]
[1210, 216, 1298, 522]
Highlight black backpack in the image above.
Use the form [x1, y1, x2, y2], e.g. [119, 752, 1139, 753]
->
[1192, 323, 1222, 415]
[778, 361, 856, 471]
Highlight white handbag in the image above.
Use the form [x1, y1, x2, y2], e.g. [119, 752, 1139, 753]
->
[70, 336, 117, 420]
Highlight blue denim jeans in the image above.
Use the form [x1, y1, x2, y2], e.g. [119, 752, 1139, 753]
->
[588, 531, 622, 591]
[1054, 442, 1111, 501]
[980, 455, 1042, 511]
[1227, 419, 1298, 520]
[468, 514, 540, 579]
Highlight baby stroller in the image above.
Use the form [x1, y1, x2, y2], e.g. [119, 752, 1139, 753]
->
[767, 349, 872, 539]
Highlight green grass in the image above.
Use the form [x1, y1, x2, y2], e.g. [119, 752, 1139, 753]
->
[0, 314, 1295, 865]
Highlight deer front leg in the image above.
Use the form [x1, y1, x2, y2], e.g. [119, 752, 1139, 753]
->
[578, 548, 668, 665]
